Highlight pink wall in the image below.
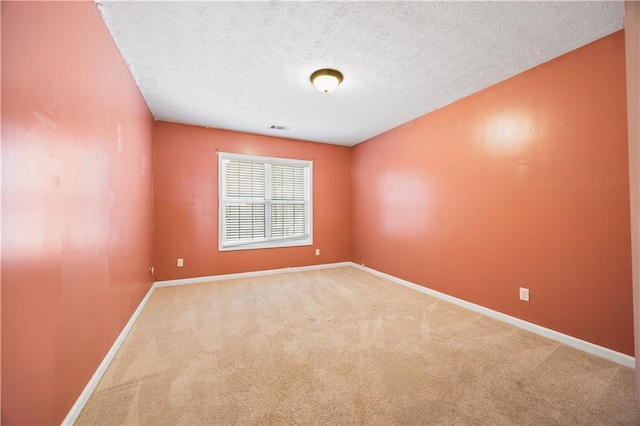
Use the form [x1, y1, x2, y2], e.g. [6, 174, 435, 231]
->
[153, 122, 351, 281]
[351, 31, 634, 355]
[624, 0, 640, 415]
[1, 2, 155, 424]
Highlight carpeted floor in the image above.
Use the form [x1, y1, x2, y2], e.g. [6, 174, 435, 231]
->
[76, 267, 637, 425]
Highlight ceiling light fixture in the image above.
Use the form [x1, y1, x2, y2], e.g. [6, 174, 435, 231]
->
[310, 68, 343, 93]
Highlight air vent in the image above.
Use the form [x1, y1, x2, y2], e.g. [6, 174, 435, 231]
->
[269, 125, 290, 131]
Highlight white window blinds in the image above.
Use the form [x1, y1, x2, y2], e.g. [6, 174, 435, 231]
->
[219, 152, 312, 250]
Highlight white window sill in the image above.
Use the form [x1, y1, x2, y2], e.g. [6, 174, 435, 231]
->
[219, 238, 313, 252]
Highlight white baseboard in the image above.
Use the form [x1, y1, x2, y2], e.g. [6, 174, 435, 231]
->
[63, 260, 633, 424]
[350, 262, 635, 369]
[61, 261, 352, 424]
[61, 283, 157, 425]
[154, 261, 353, 288]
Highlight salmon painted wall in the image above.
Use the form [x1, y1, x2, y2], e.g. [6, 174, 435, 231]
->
[1, 2, 154, 424]
[351, 31, 634, 355]
[153, 122, 351, 281]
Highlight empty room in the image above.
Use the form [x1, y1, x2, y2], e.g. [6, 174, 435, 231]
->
[2, 1, 639, 425]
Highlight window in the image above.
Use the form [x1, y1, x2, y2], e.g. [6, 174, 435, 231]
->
[219, 152, 313, 251]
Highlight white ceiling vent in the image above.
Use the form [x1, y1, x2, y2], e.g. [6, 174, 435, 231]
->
[269, 125, 290, 131]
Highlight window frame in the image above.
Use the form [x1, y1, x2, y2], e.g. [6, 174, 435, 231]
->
[218, 152, 313, 251]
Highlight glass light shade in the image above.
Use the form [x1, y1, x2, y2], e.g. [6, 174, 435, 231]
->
[310, 69, 343, 93]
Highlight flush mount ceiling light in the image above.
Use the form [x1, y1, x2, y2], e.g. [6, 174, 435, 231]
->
[310, 68, 343, 93]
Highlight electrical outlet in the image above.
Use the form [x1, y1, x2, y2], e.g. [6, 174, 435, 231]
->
[519, 287, 530, 302]
[315, 248, 320, 256]
[177, 258, 184, 267]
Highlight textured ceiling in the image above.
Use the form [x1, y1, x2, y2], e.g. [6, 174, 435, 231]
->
[96, 1, 623, 147]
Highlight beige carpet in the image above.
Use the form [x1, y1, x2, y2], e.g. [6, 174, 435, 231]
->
[76, 267, 637, 425]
